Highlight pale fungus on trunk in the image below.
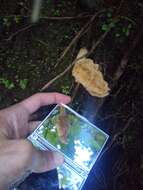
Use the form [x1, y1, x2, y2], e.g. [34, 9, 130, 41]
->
[72, 48, 110, 97]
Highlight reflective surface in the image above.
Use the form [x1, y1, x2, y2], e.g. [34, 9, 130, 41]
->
[36, 104, 108, 171]
[34, 104, 109, 190]
[57, 164, 84, 190]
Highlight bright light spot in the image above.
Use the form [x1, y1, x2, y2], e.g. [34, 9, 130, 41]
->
[57, 144, 61, 149]
[74, 140, 93, 169]
[50, 127, 56, 132]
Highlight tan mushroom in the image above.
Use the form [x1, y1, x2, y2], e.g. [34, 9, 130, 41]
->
[72, 48, 110, 97]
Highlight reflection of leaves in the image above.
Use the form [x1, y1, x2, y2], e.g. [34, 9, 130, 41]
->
[45, 131, 59, 145]
[0, 78, 14, 89]
[40, 106, 108, 168]
[58, 165, 83, 190]
[68, 114, 81, 139]
[61, 175, 69, 187]
[90, 138, 101, 151]
[44, 114, 58, 127]
[95, 133, 106, 147]
[19, 79, 28, 89]
[43, 127, 47, 138]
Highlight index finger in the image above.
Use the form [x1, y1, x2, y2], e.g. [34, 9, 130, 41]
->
[20, 93, 71, 114]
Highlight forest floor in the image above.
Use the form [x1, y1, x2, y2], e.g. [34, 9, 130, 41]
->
[0, 0, 143, 190]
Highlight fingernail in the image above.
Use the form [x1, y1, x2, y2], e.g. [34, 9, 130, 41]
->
[53, 152, 64, 166]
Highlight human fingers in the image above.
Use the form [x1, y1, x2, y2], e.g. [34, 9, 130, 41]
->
[29, 121, 41, 133]
[0, 140, 64, 189]
[20, 92, 71, 114]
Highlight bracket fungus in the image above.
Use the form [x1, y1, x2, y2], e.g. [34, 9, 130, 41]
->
[72, 48, 110, 97]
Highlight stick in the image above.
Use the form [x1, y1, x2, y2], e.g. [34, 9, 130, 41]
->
[40, 53, 87, 91]
[115, 0, 125, 15]
[98, 117, 134, 161]
[40, 63, 74, 91]
[1, 14, 93, 20]
[54, 10, 105, 68]
[71, 83, 80, 103]
[39, 15, 93, 20]
[113, 27, 143, 82]
[40, 29, 110, 91]
[6, 24, 33, 41]
[93, 27, 143, 117]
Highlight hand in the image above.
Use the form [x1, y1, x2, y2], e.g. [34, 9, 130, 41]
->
[0, 93, 71, 190]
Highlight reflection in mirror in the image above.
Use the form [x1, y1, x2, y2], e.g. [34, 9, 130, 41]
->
[37, 104, 108, 171]
[33, 104, 109, 190]
[74, 140, 93, 169]
[57, 164, 84, 190]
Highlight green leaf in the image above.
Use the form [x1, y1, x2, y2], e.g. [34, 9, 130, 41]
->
[125, 29, 130, 36]
[19, 79, 28, 89]
[14, 16, 20, 24]
[0, 78, 14, 89]
[101, 24, 109, 31]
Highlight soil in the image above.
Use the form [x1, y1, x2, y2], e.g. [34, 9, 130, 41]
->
[0, 0, 143, 190]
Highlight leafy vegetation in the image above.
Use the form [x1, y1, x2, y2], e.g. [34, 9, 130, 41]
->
[0, 78, 14, 89]
[19, 79, 28, 90]
[101, 10, 135, 42]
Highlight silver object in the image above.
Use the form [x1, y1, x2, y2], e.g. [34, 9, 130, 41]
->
[28, 103, 109, 190]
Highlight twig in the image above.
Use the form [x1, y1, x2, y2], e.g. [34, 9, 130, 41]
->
[113, 168, 129, 190]
[97, 113, 124, 122]
[89, 30, 109, 54]
[39, 15, 93, 20]
[93, 26, 143, 117]
[40, 63, 74, 91]
[37, 39, 49, 47]
[40, 53, 88, 91]
[119, 15, 136, 26]
[112, 157, 125, 175]
[54, 10, 105, 68]
[40, 29, 110, 91]
[6, 24, 33, 41]
[1, 14, 93, 20]
[98, 117, 134, 161]
[94, 167, 108, 189]
[115, 0, 125, 15]
[113, 27, 143, 82]
[71, 83, 80, 103]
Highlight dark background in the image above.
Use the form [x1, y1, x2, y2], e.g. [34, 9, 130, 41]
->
[0, 0, 143, 190]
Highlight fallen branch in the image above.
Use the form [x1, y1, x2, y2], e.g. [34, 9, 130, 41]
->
[1, 14, 93, 20]
[39, 14, 93, 20]
[54, 10, 105, 68]
[6, 24, 33, 41]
